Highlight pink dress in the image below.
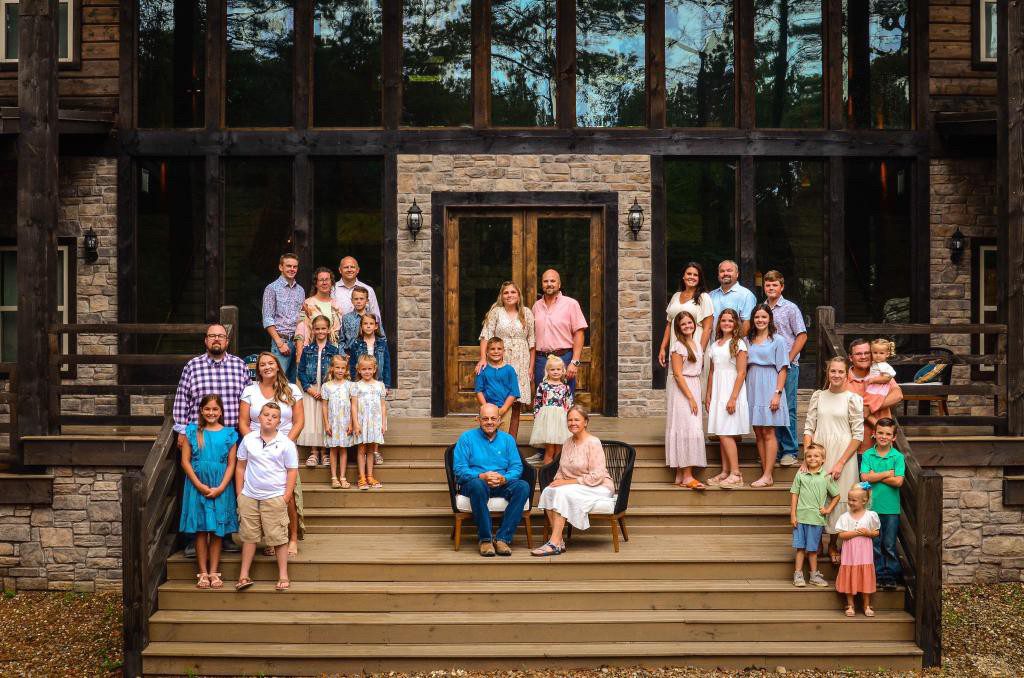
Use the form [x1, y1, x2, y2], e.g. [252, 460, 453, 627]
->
[835, 510, 880, 595]
[665, 341, 705, 469]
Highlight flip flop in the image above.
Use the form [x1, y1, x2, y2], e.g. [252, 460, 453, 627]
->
[678, 479, 706, 490]
[531, 541, 566, 557]
[275, 579, 290, 591]
[235, 577, 254, 592]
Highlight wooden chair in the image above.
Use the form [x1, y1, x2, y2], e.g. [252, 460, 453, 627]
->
[537, 440, 636, 552]
[443, 444, 535, 552]
[898, 347, 954, 416]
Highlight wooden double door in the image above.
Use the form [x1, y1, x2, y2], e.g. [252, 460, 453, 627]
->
[445, 208, 605, 414]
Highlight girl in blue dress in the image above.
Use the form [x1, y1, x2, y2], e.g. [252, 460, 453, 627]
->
[179, 394, 239, 590]
[745, 304, 790, 488]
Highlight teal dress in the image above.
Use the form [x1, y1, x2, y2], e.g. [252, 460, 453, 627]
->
[178, 424, 239, 537]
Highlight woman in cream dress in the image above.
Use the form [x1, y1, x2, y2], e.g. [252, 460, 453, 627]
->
[475, 281, 536, 433]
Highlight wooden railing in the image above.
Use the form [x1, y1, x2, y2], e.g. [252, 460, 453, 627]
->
[817, 306, 1009, 430]
[47, 306, 237, 431]
[0, 364, 18, 467]
[816, 309, 942, 666]
[121, 397, 182, 678]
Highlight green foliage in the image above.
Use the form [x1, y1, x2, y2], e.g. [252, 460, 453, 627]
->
[402, 0, 473, 126]
[225, 0, 295, 127]
[492, 0, 557, 126]
[314, 0, 384, 126]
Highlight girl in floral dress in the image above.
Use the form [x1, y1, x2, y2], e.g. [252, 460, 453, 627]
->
[528, 355, 573, 465]
[321, 355, 353, 489]
[350, 354, 387, 490]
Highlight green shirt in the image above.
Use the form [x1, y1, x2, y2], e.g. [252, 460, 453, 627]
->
[859, 446, 905, 515]
[790, 468, 840, 526]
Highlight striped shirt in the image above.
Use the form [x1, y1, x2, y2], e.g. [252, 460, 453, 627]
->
[172, 353, 252, 434]
[261, 276, 305, 337]
[766, 296, 808, 365]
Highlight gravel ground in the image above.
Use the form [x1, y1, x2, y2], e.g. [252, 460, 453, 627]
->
[0, 584, 1021, 677]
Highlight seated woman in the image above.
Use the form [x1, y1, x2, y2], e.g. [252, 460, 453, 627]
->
[532, 406, 614, 557]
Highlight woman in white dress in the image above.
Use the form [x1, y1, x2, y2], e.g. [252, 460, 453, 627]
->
[532, 406, 615, 557]
[475, 281, 536, 436]
[704, 309, 751, 488]
[803, 355, 864, 565]
[658, 262, 714, 376]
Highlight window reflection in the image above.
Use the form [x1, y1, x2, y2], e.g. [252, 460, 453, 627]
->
[665, 159, 736, 282]
[138, 1, 207, 128]
[458, 217, 513, 344]
[491, 0, 557, 126]
[314, 0, 382, 126]
[754, 0, 823, 128]
[403, 0, 472, 127]
[666, 0, 734, 127]
[226, 0, 294, 127]
[312, 158, 384, 289]
[844, 0, 909, 129]
[576, 0, 645, 127]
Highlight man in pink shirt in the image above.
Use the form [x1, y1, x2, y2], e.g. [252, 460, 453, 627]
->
[847, 338, 903, 452]
[532, 269, 588, 395]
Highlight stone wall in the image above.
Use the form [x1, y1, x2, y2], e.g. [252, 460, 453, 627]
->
[394, 154, 656, 417]
[941, 467, 1024, 583]
[0, 467, 123, 592]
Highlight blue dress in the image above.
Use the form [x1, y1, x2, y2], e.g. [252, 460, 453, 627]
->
[178, 424, 240, 537]
[746, 335, 790, 427]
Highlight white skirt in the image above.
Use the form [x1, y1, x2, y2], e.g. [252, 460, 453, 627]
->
[529, 406, 571, 447]
[296, 392, 326, 447]
[538, 483, 614, 530]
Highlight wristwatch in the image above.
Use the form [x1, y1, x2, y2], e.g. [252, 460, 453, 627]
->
[775, 389, 783, 395]
[571, 359, 581, 367]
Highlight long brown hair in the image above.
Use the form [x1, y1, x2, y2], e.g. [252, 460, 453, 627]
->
[196, 394, 225, 448]
[256, 352, 297, 405]
[714, 308, 745, 357]
[488, 281, 528, 328]
[747, 303, 777, 342]
[672, 310, 699, 363]
[821, 356, 849, 390]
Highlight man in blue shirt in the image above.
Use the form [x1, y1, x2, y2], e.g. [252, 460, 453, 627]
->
[453, 404, 531, 557]
[709, 259, 757, 335]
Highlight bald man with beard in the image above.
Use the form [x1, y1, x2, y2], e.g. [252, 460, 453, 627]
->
[531, 269, 588, 395]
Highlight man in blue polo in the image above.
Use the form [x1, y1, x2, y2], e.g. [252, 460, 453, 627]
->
[709, 259, 757, 335]
[452, 403, 531, 557]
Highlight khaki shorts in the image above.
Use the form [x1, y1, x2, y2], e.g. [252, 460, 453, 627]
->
[237, 494, 290, 547]
[499, 407, 512, 432]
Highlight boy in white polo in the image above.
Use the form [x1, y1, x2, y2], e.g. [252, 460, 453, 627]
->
[234, 402, 298, 591]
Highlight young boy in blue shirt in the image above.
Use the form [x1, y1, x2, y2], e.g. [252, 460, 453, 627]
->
[474, 337, 521, 436]
[859, 417, 905, 590]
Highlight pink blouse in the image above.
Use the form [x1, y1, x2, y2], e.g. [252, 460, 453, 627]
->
[555, 435, 614, 492]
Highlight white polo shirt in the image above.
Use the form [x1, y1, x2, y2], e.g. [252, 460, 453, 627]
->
[237, 430, 299, 500]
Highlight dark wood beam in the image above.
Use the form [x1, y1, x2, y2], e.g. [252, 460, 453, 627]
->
[735, 0, 755, 129]
[293, 0, 313, 130]
[383, 154, 398, 384]
[825, 0, 843, 130]
[292, 154, 312, 278]
[910, 157, 930, 325]
[204, 154, 224, 322]
[827, 156, 845, 319]
[650, 155, 666, 388]
[118, 0, 137, 129]
[205, 0, 225, 130]
[0, 107, 115, 135]
[737, 156, 755, 290]
[16, 0, 60, 441]
[645, 0, 665, 129]
[471, 0, 491, 128]
[556, 0, 576, 128]
[912, 0, 930, 134]
[381, 0, 401, 130]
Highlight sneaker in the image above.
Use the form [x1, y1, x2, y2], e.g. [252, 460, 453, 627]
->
[792, 571, 806, 588]
[222, 536, 241, 553]
[525, 452, 544, 465]
[320, 456, 331, 468]
[374, 451, 384, 465]
[808, 571, 828, 587]
[779, 454, 798, 466]
[184, 539, 197, 558]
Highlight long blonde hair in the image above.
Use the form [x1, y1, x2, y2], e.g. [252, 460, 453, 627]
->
[488, 281, 528, 328]
[821, 356, 849, 390]
[673, 310, 699, 363]
[256, 352, 297, 405]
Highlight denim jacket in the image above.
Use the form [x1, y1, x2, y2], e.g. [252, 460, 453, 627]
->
[297, 341, 341, 390]
[348, 335, 392, 387]
[341, 311, 385, 350]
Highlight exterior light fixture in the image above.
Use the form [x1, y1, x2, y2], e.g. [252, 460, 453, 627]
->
[406, 199, 423, 241]
[627, 198, 644, 240]
[949, 227, 967, 264]
[84, 228, 99, 263]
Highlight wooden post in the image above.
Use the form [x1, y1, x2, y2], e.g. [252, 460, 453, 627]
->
[16, 0, 60, 440]
[816, 305, 836, 384]
[827, 157, 845, 318]
[555, 0, 576, 128]
[293, 0, 312, 130]
[381, 0, 401, 129]
[737, 156, 755, 290]
[219, 305, 239, 356]
[735, 0, 755, 129]
[645, 0, 665, 129]
[121, 470, 145, 678]
[914, 469, 943, 666]
[471, 0, 491, 128]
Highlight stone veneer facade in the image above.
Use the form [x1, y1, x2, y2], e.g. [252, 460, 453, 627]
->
[393, 154, 657, 418]
[941, 467, 1024, 583]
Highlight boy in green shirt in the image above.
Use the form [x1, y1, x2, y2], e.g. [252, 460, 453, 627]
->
[789, 443, 840, 588]
[859, 417, 905, 589]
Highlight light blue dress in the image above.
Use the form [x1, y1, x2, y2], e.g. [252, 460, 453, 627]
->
[323, 380, 355, 448]
[746, 335, 790, 427]
[351, 380, 386, 445]
[178, 424, 239, 537]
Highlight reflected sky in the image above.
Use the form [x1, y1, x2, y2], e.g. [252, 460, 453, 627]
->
[492, 0, 557, 126]
[576, 0, 645, 127]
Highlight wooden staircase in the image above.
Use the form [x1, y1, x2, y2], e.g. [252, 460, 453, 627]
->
[141, 425, 923, 675]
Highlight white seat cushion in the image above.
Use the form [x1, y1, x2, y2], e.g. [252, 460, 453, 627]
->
[456, 495, 530, 513]
[590, 495, 618, 515]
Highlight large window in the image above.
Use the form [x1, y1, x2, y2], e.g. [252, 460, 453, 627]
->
[312, 158, 384, 289]
[844, 0, 909, 129]
[226, 0, 294, 127]
[665, 159, 736, 288]
[754, 0, 823, 128]
[491, 0, 557, 126]
[576, 0, 645, 127]
[0, 244, 71, 362]
[1, 0, 74, 64]
[402, 0, 472, 127]
[138, 0, 207, 128]
[224, 158, 294, 354]
[974, 0, 997, 67]
[314, 0, 382, 126]
[665, 0, 734, 127]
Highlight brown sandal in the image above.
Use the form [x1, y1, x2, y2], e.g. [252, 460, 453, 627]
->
[235, 577, 254, 592]
[209, 572, 224, 589]
[275, 579, 291, 591]
[263, 545, 275, 557]
[195, 573, 211, 589]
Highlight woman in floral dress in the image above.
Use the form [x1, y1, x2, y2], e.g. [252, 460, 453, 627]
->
[476, 281, 536, 434]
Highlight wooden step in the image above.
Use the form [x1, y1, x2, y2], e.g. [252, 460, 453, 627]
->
[142, 640, 922, 675]
[295, 442, 770, 462]
[149, 608, 915, 644]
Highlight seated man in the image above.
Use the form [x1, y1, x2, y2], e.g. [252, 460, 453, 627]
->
[453, 403, 532, 557]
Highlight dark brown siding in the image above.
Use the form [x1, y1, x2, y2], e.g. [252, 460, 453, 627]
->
[930, 0, 997, 112]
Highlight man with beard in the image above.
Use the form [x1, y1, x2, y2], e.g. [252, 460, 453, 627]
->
[709, 259, 757, 336]
[531, 269, 587, 395]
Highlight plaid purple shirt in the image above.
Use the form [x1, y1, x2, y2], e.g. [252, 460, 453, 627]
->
[261, 276, 305, 337]
[172, 353, 252, 433]
[767, 296, 808, 365]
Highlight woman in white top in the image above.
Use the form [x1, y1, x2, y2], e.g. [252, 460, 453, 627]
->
[658, 262, 714, 370]
[239, 352, 305, 556]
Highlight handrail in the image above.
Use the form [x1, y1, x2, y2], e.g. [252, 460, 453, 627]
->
[814, 306, 942, 667]
[121, 396, 182, 678]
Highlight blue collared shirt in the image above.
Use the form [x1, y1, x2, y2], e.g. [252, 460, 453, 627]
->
[452, 427, 523, 485]
[766, 295, 808, 365]
[261, 276, 306, 337]
[709, 283, 757, 326]
[474, 364, 521, 407]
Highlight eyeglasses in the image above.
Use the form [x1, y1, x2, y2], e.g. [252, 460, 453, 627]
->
[206, 333, 228, 339]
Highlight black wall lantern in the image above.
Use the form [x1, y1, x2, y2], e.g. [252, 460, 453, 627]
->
[406, 199, 423, 241]
[83, 228, 99, 263]
[627, 198, 644, 240]
[949, 227, 967, 264]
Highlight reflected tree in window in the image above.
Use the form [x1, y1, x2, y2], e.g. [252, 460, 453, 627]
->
[665, 159, 736, 281]
[491, 0, 557, 126]
[138, 1, 206, 128]
[666, 0, 734, 127]
[403, 0, 472, 127]
[577, 0, 645, 127]
[845, 0, 909, 129]
[754, 0, 822, 128]
[226, 0, 294, 127]
[314, 0, 382, 126]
